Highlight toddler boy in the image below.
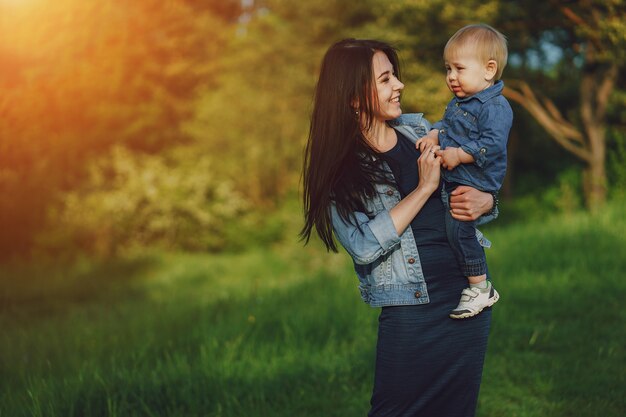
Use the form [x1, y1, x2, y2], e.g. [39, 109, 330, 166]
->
[417, 24, 513, 319]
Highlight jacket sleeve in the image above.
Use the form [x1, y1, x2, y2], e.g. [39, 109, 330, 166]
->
[331, 204, 400, 265]
[460, 101, 513, 168]
[476, 204, 498, 226]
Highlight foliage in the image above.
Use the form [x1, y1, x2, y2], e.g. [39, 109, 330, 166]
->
[0, 0, 237, 257]
[184, 0, 402, 206]
[498, 0, 626, 209]
[1, 0, 626, 258]
[184, 9, 316, 206]
[39, 146, 249, 257]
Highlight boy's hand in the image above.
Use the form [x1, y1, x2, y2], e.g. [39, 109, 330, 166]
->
[415, 129, 439, 152]
[436, 148, 461, 170]
[435, 147, 474, 170]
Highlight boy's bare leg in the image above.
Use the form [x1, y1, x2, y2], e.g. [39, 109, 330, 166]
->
[468, 274, 487, 285]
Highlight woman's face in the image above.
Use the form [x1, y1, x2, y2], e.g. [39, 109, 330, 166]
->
[370, 51, 404, 122]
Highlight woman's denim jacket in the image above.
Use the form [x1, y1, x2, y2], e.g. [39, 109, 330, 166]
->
[330, 113, 496, 308]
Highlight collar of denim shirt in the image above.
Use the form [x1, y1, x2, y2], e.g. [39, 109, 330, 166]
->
[455, 79, 504, 104]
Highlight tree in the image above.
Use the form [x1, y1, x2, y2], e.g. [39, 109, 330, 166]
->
[500, 0, 626, 210]
[185, 0, 386, 206]
[0, 0, 239, 257]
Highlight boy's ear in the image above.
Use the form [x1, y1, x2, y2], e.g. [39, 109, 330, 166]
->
[485, 60, 497, 81]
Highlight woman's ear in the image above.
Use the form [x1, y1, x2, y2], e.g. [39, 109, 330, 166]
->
[485, 60, 497, 82]
[351, 99, 363, 117]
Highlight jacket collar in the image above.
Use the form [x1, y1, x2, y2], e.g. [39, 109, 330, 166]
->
[387, 112, 426, 129]
[456, 79, 504, 103]
[388, 113, 428, 143]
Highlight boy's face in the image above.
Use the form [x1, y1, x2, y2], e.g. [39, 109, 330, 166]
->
[444, 48, 495, 99]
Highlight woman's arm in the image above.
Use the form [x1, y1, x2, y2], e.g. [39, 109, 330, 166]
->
[448, 185, 495, 221]
[389, 144, 441, 235]
[331, 144, 442, 264]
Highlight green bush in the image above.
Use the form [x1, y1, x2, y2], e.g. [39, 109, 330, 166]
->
[39, 146, 251, 257]
[542, 168, 584, 214]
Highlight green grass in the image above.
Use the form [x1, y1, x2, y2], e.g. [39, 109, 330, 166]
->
[479, 204, 626, 417]
[1, 203, 625, 417]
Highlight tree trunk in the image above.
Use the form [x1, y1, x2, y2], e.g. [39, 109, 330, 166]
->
[582, 110, 607, 211]
[579, 57, 617, 211]
[503, 61, 617, 211]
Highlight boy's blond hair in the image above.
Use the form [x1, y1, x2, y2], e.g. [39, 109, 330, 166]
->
[444, 24, 508, 80]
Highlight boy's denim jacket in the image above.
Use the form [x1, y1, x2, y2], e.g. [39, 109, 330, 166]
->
[330, 113, 496, 307]
[433, 80, 513, 192]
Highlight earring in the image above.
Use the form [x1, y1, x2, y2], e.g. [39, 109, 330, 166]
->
[355, 110, 360, 116]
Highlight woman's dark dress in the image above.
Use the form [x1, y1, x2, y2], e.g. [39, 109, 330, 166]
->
[369, 132, 492, 417]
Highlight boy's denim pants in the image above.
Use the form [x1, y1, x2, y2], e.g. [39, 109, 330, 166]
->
[442, 181, 488, 277]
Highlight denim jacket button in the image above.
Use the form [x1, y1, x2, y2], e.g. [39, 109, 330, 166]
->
[407, 257, 415, 264]
[386, 190, 394, 196]
[414, 291, 421, 298]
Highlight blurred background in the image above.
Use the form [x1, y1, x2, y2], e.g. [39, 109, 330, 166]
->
[0, 0, 624, 416]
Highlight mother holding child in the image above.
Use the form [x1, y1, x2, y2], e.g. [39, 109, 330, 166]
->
[301, 24, 512, 417]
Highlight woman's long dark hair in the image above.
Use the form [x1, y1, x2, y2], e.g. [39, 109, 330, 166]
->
[301, 39, 401, 252]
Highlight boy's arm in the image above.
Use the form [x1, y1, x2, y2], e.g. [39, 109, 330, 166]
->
[459, 101, 513, 168]
[437, 147, 474, 170]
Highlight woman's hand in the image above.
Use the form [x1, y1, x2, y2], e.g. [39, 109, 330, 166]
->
[449, 186, 494, 221]
[417, 144, 442, 194]
[388, 144, 441, 236]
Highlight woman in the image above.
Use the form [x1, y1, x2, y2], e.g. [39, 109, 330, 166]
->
[301, 39, 496, 417]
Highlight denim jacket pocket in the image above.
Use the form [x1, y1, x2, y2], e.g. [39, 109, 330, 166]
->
[373, 252, 393, 285]
[355, 253, 393, 287]
[454, 109, 479, 141]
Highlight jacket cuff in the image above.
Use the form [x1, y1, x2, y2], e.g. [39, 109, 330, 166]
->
[367, 210, 400, 251]
[476, 202, 498, 226]
[460, 143, 487, 168]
